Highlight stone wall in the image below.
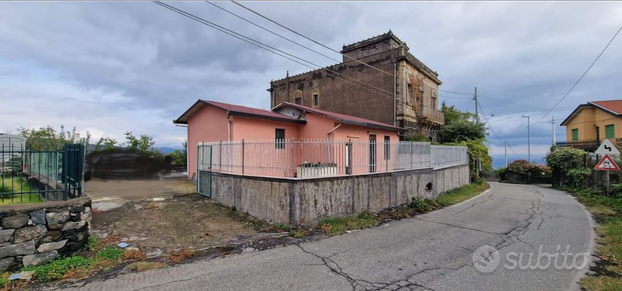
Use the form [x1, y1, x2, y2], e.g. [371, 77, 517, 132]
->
[0, 197, 91, 272]
[201, 164, 469, 226]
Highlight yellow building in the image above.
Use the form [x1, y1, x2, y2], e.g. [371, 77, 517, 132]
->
[560, 100, 622, 151]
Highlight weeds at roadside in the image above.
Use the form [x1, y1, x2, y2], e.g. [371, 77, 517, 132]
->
[317, 182, 489, 236]
[166, 249, 195, 263]
[319, 213, 380, 236]
[122, 250, 146, 261]
[124, 261, 167, 272]
[559, 187, 622, 291]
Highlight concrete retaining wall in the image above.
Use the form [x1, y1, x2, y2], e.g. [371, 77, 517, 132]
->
[201, 164, 469, 226]
[0, 197, 92, 271]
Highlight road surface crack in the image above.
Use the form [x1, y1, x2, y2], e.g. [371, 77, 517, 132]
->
[296, 244, 436, 291]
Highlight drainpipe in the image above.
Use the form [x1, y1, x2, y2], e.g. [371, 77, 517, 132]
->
[394, 61, 397, 127]
[327, 123, 342, 163]
[227, 115, 233, 172]
[227, 114, 232, 142]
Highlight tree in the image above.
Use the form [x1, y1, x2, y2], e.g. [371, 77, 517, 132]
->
[444, 139, 492, 181]
[441, 102, 473, 126]
[18, 125, 77, 150]
[440, 120, 486, 143]
[124, 132, 157, 157]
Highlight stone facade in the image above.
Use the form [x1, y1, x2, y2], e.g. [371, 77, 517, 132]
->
[201, 164, 469, 226]
[0, 197, 91, 271]
[269, 31, 444, 141]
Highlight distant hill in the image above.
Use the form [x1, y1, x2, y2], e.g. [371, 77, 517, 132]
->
[85, 145, 182, 154]
[158, 147, 182, 154]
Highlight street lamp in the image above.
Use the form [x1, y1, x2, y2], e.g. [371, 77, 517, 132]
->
[522, 115, 530, 162]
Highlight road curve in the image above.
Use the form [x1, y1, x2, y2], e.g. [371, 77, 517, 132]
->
[63, 182, 595, 291]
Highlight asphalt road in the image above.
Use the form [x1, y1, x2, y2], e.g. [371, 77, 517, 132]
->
[65, 182, 595, 291]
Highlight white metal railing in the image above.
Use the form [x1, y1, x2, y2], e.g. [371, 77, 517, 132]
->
[431, 145, 469, 169]
[198, 139, 467, 179]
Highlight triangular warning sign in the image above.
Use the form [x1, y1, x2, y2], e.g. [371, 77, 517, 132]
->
[595, 155, 620, 171]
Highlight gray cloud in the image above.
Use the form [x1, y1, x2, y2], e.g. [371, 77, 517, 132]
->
[1, 2, 621, 167]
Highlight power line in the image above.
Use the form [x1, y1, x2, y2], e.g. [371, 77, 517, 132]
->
[153, 1, 402, 103]
[205, 1, 341, 64]
[231, 1, 398, 79]
[464, 99, 473, 113]
[533, 24, 622, 126]
[154, 1, 449, 112]
[439, 89, 472, 95]
[478, 95, 549, 112]
[231, 0, 472, 97]
[478, 101, 522, 160]
[439, 95, 471, 100]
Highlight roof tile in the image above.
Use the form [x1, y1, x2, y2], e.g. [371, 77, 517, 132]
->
[590, 100, 622, 115]
[275, 102, 402, 131]
[204, 100, 298, 120]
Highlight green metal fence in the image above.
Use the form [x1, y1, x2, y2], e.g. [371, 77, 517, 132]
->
[0, 143, 84, 202]
[197, 144, 212, 198]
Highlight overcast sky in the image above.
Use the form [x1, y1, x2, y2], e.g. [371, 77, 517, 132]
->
[1, 1, 621, 167]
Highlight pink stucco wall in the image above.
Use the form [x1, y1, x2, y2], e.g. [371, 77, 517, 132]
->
[187, 105, 229, 179]
[185, 104, 399, 178]
[231, 116, 300, 140]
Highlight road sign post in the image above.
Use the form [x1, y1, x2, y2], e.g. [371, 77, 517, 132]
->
[595, 154, 620, 196]
[595, 139, 620, 156]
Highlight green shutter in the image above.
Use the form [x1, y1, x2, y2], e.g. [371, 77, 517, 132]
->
[606, 125, 615, 139]
[572, 129, 579, 141]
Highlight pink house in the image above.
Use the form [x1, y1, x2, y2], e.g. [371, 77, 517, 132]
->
[174, 100, 402, 179]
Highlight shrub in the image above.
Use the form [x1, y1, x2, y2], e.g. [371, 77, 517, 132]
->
[508, 160, 551, 178]
[409, 198, 429, 212]
[609, 184, 622, 197]
[546, 147, 589, 188]
[567, 169, 591, 190]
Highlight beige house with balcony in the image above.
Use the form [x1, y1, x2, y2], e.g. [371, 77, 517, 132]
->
[559, 100, 622, 151]
[268, 31, 445, 141]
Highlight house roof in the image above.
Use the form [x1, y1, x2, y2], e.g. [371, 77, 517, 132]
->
[560, 100, 622, 126]
[173, 100, 305, 124]
[273, 102, 403, 132]
[590, 100, 622, 115]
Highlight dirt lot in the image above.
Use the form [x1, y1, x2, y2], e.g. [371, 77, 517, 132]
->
[89, 179, 266, 257]
[85, 177, 195, 201]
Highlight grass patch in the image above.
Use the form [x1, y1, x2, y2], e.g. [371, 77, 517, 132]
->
[289, 229, 308, 238]
[561, 187, 622, 291]
[316, 182, 489, 236]
[124, 261, 167, 272]
[319, 213, 380, 236]
[0, 176, 43, 205]
[436, 182, 489, 206]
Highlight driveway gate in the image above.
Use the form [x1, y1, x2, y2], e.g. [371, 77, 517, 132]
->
[197, 144, 212, 197]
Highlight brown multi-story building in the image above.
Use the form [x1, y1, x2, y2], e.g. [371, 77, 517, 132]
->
[268, 31, 444, 140]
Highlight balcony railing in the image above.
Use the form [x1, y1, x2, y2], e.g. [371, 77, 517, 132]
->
[421, 107, 445, 124]
[556, 138, 622, 151]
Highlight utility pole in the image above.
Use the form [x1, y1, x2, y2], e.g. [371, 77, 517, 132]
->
[522, 115, 531, 162]
[551, 116, 556, 146]
[505, 139, 508, 168]
[474, 87, 479, 125]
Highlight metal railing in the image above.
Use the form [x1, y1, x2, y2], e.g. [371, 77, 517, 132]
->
[421, 107, 445, 124]
[0, 143, 84, 203]
[198, 139, 467, 179]
[431, 145, 469, 169]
